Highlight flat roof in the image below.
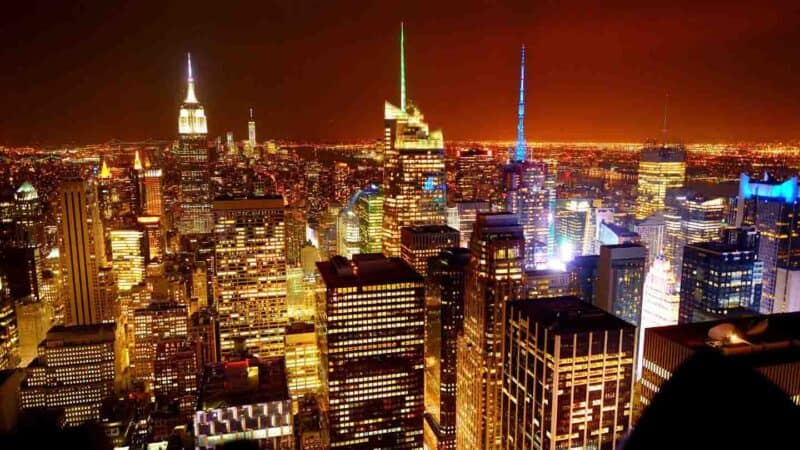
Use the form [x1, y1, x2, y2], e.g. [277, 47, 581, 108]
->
[200, 357, 289, 409]
[212, 196, 285, 210]
[508, 296, 634, 334]
[317, 254, 423, 288]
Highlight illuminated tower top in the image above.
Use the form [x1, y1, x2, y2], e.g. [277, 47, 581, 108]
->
[248, 107, 256, 147]
[179, 52, 208, 135]
[514, 45, 526, 162]
[99, 160, 111, 179]
[133, 150, 143, 171]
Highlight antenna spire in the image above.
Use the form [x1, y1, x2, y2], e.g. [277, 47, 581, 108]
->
[661, 92, 669, 145]
[400, 22, 407, 111]
[184, 52, 198, 104]
[514, 45, 527, 162]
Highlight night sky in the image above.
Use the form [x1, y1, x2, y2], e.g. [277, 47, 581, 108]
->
[1, 0, 799, 145]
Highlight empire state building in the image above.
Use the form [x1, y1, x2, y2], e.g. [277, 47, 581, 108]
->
[176, 53, 212, 235]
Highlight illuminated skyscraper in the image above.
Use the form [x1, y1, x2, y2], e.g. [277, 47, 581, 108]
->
[583, 207, 615, 255]
[317, 254, 425, 449]
[0, 277, 18, 370]
[524, 268, 579, 300]
[738, 174, 800, 314]
[634, 212, 666, 268]
[424, 248, 469, 450]
[143, 168, 164, 217]
[455, 149, 496, 202]
[285, 322, 321, 408]
[13, 181, 43, 249]
[336, 207, 360, 259]
[503, 161, 549, 270]
[58, 180, 104, 326]
[447, 200, 491, 248]
[382, 24, 447, 257]
[598, 220, 640, 247]
[597, 243, 647, 327]
[400, 225, 459, 277]
[213, 197, 287, 358]
[15, 295, 51, 367]
[567, 255, 600, 305]
[153, 339, 197, 419]
[110, 228, 145, 292]
[635, 144, 686, 220]
[20, 323, 119, 426]
[132, 301, 188, 386]
[678, 228, 762, 323]
[176, 53, 212, 235]
[556, 199, 590, 260]
[334, 162, 350, 204]
[248, 107, 256, 149]
[137, 215, 163, 261]
[663, 193, 727, 279]
[641, 256, 680, 329]
[513, 45, 526, 162]
[355, 185, 384, 254]
[457, 213, 525, 450]
[501, 297, 636, 450]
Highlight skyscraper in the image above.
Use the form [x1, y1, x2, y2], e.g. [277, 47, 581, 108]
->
[0, 277, 18, 370]
[317, 254, 425, 449]
[446, 200, 491, 248]
[213, 197, 287, 359]
[514, 45, 526, 162]
[355, 185, 384, 254]
[382, 24, 447, 257]
[400, 225, 459, 277]
[13, 181, 43, 249]
[738, 174, 800, 314]
[143, 168, 164, 217]
[457, 213, 525, 450]
[424, 248, 469, 450]
[663, 193, 727, 279]
[336, 208, 360, 259]
[503, 161, 549, 270]
[132, 301, 188, 385]
[110, 228, 145, 292]
[556, 199, 590, 260]
[634, 212, 665, 268]
[454, 148, 496, 202]
[20, 324, 119, 426]
[635, 144, 686, 220]
[501, 297, 636, 450]
[176, 53, 212, 235]
[248, 107, 256, 149]
[678, 228, 762, 323]
[58, 180, 103, 326]
[597, 243, 647, 326]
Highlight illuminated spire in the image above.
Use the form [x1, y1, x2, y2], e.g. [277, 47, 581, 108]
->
[400, 22, 406, 112]
[133, 150, 143, 171]
[99, 159, 111, 179]
[514, 45, 527, 162]
[184, 52, 198, 104]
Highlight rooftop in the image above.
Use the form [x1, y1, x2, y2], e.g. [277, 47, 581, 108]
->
[317, 254, 423, 288]
[647, 312, 800, 367]
[212, 195, 285, 210]
[200, 357, 289, 409]
[508, 296, 634, 334]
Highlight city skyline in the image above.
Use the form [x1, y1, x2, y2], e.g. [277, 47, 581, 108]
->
[1, 1, 800, 145]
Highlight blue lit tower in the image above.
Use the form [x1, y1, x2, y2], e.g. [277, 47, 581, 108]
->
[514, 45, 526, 162]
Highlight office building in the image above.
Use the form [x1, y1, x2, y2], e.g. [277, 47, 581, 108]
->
[382, 25, 447, 257]
[334, 162, 350, 204]
[501, 297, 636, 450]
[20, 324, 119, 426]
[567, 255, 600, 305]
[400, 225, 459, 277]
[285, 322, 321, 408]
[424, 248, 469, 450]
[15, 295, 52, 367]
[110, 228, 146, 292]
[153, 339, 197, 419]
[143, 168, 163, 217]
[176, 53, 212, 235]
[336, 207, 360, 259]
[355, 185, 384, 254]
[455, 148, 496, 201]
[598, 221, 640, 247]
[634, 212, 665, 268]
[195, 357, 293, 449]
[137, 215, 163, 261]
[598, 243, 647, 326]
[0, 279, 18, 370]
[503, 160, 549, 270]
[446, 200, 491, 248]
[214, 197, 287, 359]
[556, 199, 590, 260]
[583, 207, 616, 255]
[457, 213, 525, 449]
[58, 180, 104, 326]
[678, 228, 762, 323]
[189, 308, 218, 371]
[738, 174, 800, 314]
[248, 107, 256, 149]
[663, 193, 727, 279]
[317, 254, 425, 449]
[640, 313, 800, 411]
[13, 181, 44, 249]
[641, 256, 680, 329]
[635, 144, 686, 220]
[525, 268, 579, 300]
[132, 301, 188, 385]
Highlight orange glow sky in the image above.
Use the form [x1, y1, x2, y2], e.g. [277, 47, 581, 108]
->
[0, 0, 799, 145]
